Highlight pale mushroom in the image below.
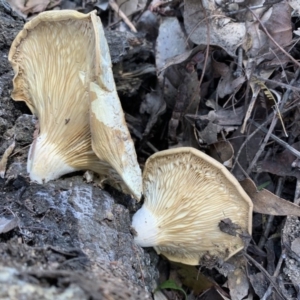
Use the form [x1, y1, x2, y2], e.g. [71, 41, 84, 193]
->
[8, 10, 142, 200]
[131, 147, 253, 265]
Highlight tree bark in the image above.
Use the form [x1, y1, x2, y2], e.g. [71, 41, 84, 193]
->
[0, 2, 157, 298]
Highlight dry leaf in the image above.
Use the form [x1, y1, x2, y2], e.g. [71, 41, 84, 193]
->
[227, 267, 249, 300]
[212, 50, 231, 78]
[169, 71, 200, 143]
[159, 46, 203, 74]
[7, 0, 60, 18]
[217, 71, 246, 99]
[22, 0, 51, 15]
[209, 141, 234, 168]
[263, 3, 292, 51]
[140, 86, 166, 135]
[200, 288, 227, 300]
[0, 141, 15, 178]
[197, 106, 244, 127]
[288, 0, 300, 12]
[186, 106, 243, 145]
[173, 263, 213, 295]
[0, 217, 19, 234]
[248, 273, 268, 298]
[116, 0, 138, 17]
[245, 3, 292, 61]
[212, 52, 246, 98]
[294, 28, 300, 36]
[240, 178, 300, 216]
[184, 0, 246, 56]
[241, 68, 274, 133]
[258, 142, 300, 180]
[156, 17, 189, 107]
[244, 16, 268, 59]
[6, 0, 27, 18]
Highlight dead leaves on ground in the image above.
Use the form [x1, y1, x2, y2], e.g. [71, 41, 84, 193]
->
[241, 178, 300, 217]
[7, 0, 60, 18]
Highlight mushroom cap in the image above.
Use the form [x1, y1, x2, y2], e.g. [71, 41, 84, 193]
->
[8, 10, 142, 199]
[131, 147, 253, 265]
[88, 12, 142, 200]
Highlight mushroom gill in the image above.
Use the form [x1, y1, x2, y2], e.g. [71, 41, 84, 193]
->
[131, 147, 253, 265]
[9, 10, 142, 200]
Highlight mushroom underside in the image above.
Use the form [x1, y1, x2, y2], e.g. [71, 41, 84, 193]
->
[132, 148, 253, 265]
[8, 11, 142, 200]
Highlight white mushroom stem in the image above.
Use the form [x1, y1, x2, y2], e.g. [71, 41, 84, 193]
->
[132, 205, 159, 247]
[27, 134, 77, 183]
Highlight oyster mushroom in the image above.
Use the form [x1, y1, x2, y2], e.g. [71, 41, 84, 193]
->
[8, 10, 142, 200]
[131, 147, 253, 265]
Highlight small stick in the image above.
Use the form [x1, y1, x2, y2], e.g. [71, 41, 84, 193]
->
[226, 4, 265, 15]
[107, 8, 142, 29]
[146, 142, 159, 153]
[233, 69, 300, 171]
[232, 113, 275, 171]
[232, 103, 298, 171]
[244, 252, 285, 300]
[246, 113, 279, 174]
[258, 177, 284, 249]
[261, 249, 286, 300]
[109, 0, 137, 33]
[255, 76, 300, 93]
[262, 180, 300, 298]
[234, 47, 243, 77]
[249, 119, 300, 159]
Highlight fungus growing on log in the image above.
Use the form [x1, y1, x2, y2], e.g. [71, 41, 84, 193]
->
[131, 147, 253, 265]
[8, 10, 142, 200]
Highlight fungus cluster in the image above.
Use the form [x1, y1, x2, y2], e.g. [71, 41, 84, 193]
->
[131, 147, 253, 265]
[8, 10, 142, 200]
[9, 11, 253, 265]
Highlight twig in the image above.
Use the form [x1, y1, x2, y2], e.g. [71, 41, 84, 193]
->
[232, 102, 299, 171]
[226, 4, 265, 15]
[246, 113, 279, 174]
[248, 119, 300, 159]
[10, 144, 30, 157]
[261, 249, 286, 300]
[258, 177, 284, 249]
[109, 0, 137, 33]
[193, 0, 210, 144]
[255, 76, 300, 93]
[146, 142, 159, 153]
[269, 48, 289, 83]
[247, 7, 300, 68]
[244, 252, 285, 300]
[270, 89, 288, 137]
[263, 181, 300, 298]
[232, 112, 275, 171]
[107, 8, 142, 29]
[241, 75, 260, 133]
[198, 0, 210, 89]
[233, 68, 300, 172]
[234, 47, 243, 77]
